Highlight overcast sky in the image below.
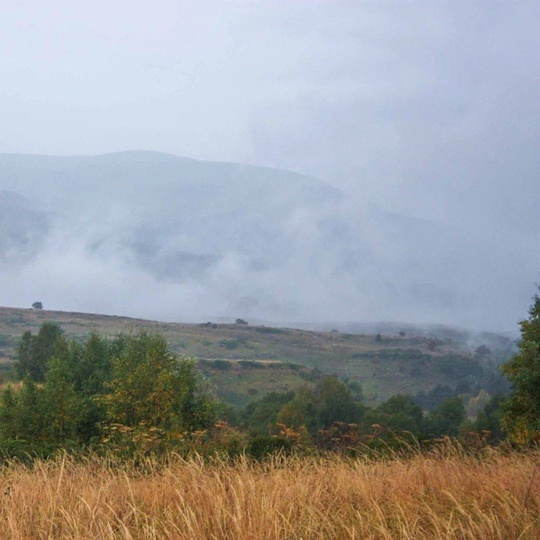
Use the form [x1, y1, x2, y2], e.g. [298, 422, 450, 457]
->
[1, 1, 539, 331]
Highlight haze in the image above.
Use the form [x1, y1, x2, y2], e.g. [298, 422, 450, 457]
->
[1, 1, 539, 333]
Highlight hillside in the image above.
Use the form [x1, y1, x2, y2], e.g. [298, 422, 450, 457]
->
[0, 151, 526, 330]
[0, 306, 512, 407]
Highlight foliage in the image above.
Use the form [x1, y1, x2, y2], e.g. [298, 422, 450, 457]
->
[376, 394, 424, 434]
[1, 325, 219, 456]
[15, 322, 64, 381]
[246, 435, 291, 460]
[241, 391, 294, 435]
[100, 333, 217, 435]
[425, 396, 466, 437]
[471, 393, 506, 442]
[502, 291, 540, 443]
[0, 321, 515, 459]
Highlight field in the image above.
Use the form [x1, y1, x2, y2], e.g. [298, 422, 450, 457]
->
[0, 306, 512, 406]
[0, 448, 538, 539]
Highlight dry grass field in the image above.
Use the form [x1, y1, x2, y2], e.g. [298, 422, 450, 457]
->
[0, 447, 538, 539]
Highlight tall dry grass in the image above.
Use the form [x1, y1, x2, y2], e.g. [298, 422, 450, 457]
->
[0, 447, 538, 539]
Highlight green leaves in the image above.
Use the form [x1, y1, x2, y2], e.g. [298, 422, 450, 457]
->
[100, 333, 216, 435]
[15, 323, 64, 381]
[2, 326, 218, 455]
[502, 291, 540, 444]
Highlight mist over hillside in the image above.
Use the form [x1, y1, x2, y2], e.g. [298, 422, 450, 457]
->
[0, 151, 533, 332]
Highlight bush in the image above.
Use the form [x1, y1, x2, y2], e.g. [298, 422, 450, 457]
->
[212, 360, 231, 371]
[246, 436, 291, 460]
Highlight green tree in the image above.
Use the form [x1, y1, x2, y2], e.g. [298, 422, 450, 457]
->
[42, 356, 87, 444]
[472, 393, 506, 442]
[276, 385, 317, 432]
[502, 291, 540, 443]
[15, 322, 64, 381]
[426, 396, 466, 437]
[14, 377, 46, 441]
[71, 332, 112, 396]
[377, 394, 424, 434]
[0, 386, 18, 440]
[14, 331, 34, 380]
[314, 377, 363, 429]
[100, 333, 216, 433]
[241, 391, 294, 435]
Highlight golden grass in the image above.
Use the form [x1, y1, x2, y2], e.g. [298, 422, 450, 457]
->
[0, 449, 538, 539]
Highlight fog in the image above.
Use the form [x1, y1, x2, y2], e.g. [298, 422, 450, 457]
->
[0, 1, 539, 333]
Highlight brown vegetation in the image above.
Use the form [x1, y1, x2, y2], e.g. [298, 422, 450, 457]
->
[0, 447, 538, 539]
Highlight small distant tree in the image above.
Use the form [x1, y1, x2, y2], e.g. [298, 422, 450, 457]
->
[235, 318, 248, 325]
[375, 333, 382, 343]
[32, 302, 43, 310]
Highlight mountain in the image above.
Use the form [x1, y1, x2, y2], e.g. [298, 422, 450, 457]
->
[0, 151, 527, 330]
[0, 190, 51, 263]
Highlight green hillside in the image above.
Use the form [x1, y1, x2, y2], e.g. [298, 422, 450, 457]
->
[0, 306, 512, 407]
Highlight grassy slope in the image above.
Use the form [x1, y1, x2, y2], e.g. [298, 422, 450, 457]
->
[0, 306, 500, 407]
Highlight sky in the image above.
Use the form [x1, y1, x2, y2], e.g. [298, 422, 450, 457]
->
[0, 0, 539, 332]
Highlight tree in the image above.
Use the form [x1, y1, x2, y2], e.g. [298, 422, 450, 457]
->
[71, 332, 112, 396]
[314, 377, 363, 429]
[42, 356, 86, 444]
[276, 385, 317, 432]
[0, 386, 19, 440]
[100, 333, 216, 433]
[13, 377, 46, 442]
[15, 322, 65, 381]
[472, 393, 506, 442]
[241, 391, 294, 435]
[377, 394, 424, 434]
[502, 291, 540, 443]
[426, 396, 466, 437]
[32, 302, 43, 310]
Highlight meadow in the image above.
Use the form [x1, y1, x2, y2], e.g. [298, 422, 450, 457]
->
[0, 446, 538, 539]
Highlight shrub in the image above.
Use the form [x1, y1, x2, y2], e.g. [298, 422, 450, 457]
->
[246, 436, 291, 460]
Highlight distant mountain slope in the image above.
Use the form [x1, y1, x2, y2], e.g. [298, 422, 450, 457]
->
[0, 151, 529, 330]
[0, 190, 51, 262]
[0, 152, 351, 314]
[0, 306, 512, 407]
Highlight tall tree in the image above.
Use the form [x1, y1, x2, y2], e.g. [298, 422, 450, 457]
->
[14, 377, 46, 442]
[101, 333, 216, 433]
[502, 291, 540, 444]
[15, 322, 64, 381]
[42, 356, 87, 444]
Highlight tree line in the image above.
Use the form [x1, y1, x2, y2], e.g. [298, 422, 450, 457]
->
[0, 289, 538, 459]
